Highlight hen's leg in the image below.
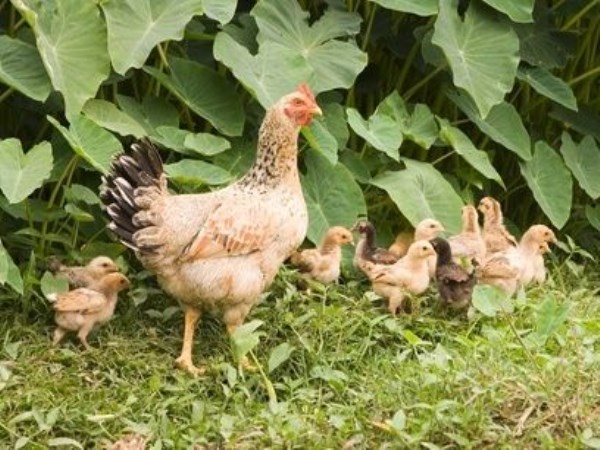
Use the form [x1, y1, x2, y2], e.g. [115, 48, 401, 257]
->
[175, 307, 206, 376]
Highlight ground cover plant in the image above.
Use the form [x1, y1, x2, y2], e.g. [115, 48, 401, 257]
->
[0, 0, 599, 447]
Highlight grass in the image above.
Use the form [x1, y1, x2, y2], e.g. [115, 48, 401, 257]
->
[1, 260, 599, 449]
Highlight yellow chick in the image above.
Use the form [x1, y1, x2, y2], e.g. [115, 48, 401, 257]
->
[516, 224, 556, 285]
[289, 226, 353, 284]
[361, 240, 435, 315]
[478, 197, 518, 254]
[389, 218, 445, 255]
[49, 272, 130, 349]
[48, 255, 119, 288]
[448, 205, 486, 263]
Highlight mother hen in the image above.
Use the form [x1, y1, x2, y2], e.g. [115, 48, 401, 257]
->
[101, 85, 322, 375]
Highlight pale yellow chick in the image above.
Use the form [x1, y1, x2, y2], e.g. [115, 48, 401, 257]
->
[516, 224, 556, 285]
[48, 256, 119, 288]
[448, 205, 486, 263]
[289, 226, 353, 284]
[389, 218, 445, 256]
[49, 272, 130, 349]
[361, 240, 435, 315]
[478, 197, 518, 254]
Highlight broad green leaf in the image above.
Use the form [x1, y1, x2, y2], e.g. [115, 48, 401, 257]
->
[346, 108, 402, 161]
[520, 141, 572, 228]
[47, 115, 123, 174]
[368, 0, 437, 16]
[301, 149, 367, 244]
[83, 99, 146, 138]
[268, 343, 295, 373]
[550, 104, 600, 142]
[165, 159, 233, 186]
[533, 295, 570, 340]
[321, 102, 350, 150]
[100, 0, 203, 74]
[63, 184, 100, 205]
[144, 57, 244, 136]
[560, 133, 600, 200]
[215, 0, 367, 107]
[447, 90, 531, 160]
[401, 104, 438, 149]
[203, 0, 236, 24]
[389, 409, 407, 432]
[437, 118, 504, 187]
[303, 119, 339, 165]
[0, 139, 52, 204]
[65, 203, 94, 222]
[517, 66, 577, 111]
[514, 21, 575, 69]
[586, 203, 600, 232]
[40, 271, 69, 298]
[432, 0, 520, 118]
[117, 95, 179, 135]
[371, 159, 463, 234]
[0, 197, 66, 223]
[13, 0, 110, 118]
[471, 284, 512, 317]
[0, 241, 23, 294]
[0, 36, 51, 102]
[230, 320, 263, 361]
[481, 0, 534, 23]
[153, 126, 231, 157]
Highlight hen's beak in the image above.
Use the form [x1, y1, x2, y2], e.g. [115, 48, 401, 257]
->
[311, 105, 323, 116]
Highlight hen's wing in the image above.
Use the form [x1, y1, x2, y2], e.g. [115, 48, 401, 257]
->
[179, 201, 279, 262]
[53, 289, 106, 313]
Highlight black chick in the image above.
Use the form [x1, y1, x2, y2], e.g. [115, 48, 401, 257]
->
[430, 237, 477, 310]
[352, 219, 399, 268]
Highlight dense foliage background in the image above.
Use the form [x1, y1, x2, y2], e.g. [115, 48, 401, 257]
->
[0, 0, 598, 299]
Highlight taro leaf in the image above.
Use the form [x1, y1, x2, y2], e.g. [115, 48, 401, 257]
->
[368, 0, 437, 16]
[203, 0, 236, 24]
[230, 320, 264, 361]
[550, 104, 600, 142]
[215, 0, 367, 107]
[401, 104, 438, 150]
[12, 0, 110, 118]
[164, 159, 233, 186]
[321, 102, 350, 150]
[0, 36, 51, 102]
[370, 159, 463, 234]
[47, 115, 123, 174]
[532, 295, 570, 344]
[117, 95, 179, 135]
[0, 139, 52, 204]
[517, 66, 577, 111]
[100, 0, 203, 74]
[560, 133, 600, 200]
[585, 204, 600, 232]
[447, 90, 531, 160]
[346, 109, 402, 161]
[301, 149, 367, 244]
[268, 342, 295, 373]
[520, 141, 572, 228]
[40, 271, 69, 298]
[513, 20, 575, 69]
[481, 0, 534, 23]
[432, 0, 520, 118]
[151, 126, 189, 153]
[153, 126, 231, 156]
[471, 284, 513, 317]
[144, 57, 244, 136]
[0, 240, 23, 295]
[82, 99, 146, 138]
[437, 118, 504, 187]
[303, 119, 339, 165]
[212, 139, 256, 178]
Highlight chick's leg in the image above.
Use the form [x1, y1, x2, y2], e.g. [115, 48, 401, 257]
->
[52, 327, 67, 346]
[175, 307, 205, 376]
[77, 322, 95, 350]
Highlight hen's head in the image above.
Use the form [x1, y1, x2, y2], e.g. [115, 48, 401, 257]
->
[277, 84, 322, 127]
[87, 256, 119, 277]
[415, 219, 445, 240]
[327, 226, 354, 245]
[407, 240, 436, 260]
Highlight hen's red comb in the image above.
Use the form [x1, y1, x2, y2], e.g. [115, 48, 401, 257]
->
[296, 83, 316, 103]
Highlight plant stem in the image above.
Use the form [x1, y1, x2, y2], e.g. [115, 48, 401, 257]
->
[403, 65, 445, 101]
[361, 3, 377, 51]
[0, 88, 14, 105]
[569, 66, 600, 86]
[561, 0, 598, 30]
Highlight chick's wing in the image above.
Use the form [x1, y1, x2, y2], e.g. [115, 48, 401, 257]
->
[52, 289, 106, 313]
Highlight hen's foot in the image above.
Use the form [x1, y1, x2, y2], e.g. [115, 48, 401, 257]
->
[175, 356, 207, 376]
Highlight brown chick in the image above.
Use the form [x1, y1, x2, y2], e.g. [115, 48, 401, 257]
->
[388, 218, 445, 257]
[361, 240, 435, 315]
[49, 272, 130, 349]
[101, 85, 322, 375]
[289, 226, 353, 284]
[48, 256, 119, 288]
[478, 197, 518, 254]
[352, 220, 399, 273]
[448, 205, 486, 263]
[430, 238, 476, 310]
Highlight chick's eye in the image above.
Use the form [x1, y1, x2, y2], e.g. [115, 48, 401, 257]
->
[422, 246, 428, 251]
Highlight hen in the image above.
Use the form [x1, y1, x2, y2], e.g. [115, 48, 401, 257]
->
[352, 219, 399, 271]
[448, 205, 486, 263]
[49, 272, 130, 349]
[478, 197, 517, 254]
[289, 226, 353, 284]
[360, 240, 435, 315]
[101, 85, 321, 375]
[48, 256, 119, 288]
[430, 238, 476, 310]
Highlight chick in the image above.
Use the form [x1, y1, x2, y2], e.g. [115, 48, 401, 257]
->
[516, 225, 556, 285]
[49, 272, 130, 349]
[352, 220, 399, 271]
[361, 240, 435, 315]
[105, 434, 146, 450]
[48, 255, 119, 288]
[289, 226, 353, 284]
[430, 238, 476, 310]
[448, 205, 486, 263]
[478, 197, 518, 254]
[388, 219, 445, 257]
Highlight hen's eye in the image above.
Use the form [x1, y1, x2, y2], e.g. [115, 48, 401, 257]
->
[293, 98, 303, 106]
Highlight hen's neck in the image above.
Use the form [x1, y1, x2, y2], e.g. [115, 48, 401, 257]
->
[239, 109, 300, 190]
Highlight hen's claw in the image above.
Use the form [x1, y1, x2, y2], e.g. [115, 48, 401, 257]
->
[175, 356, 207, 376]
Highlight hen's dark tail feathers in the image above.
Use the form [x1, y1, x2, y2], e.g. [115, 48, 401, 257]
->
[100, 139, 164, 253]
